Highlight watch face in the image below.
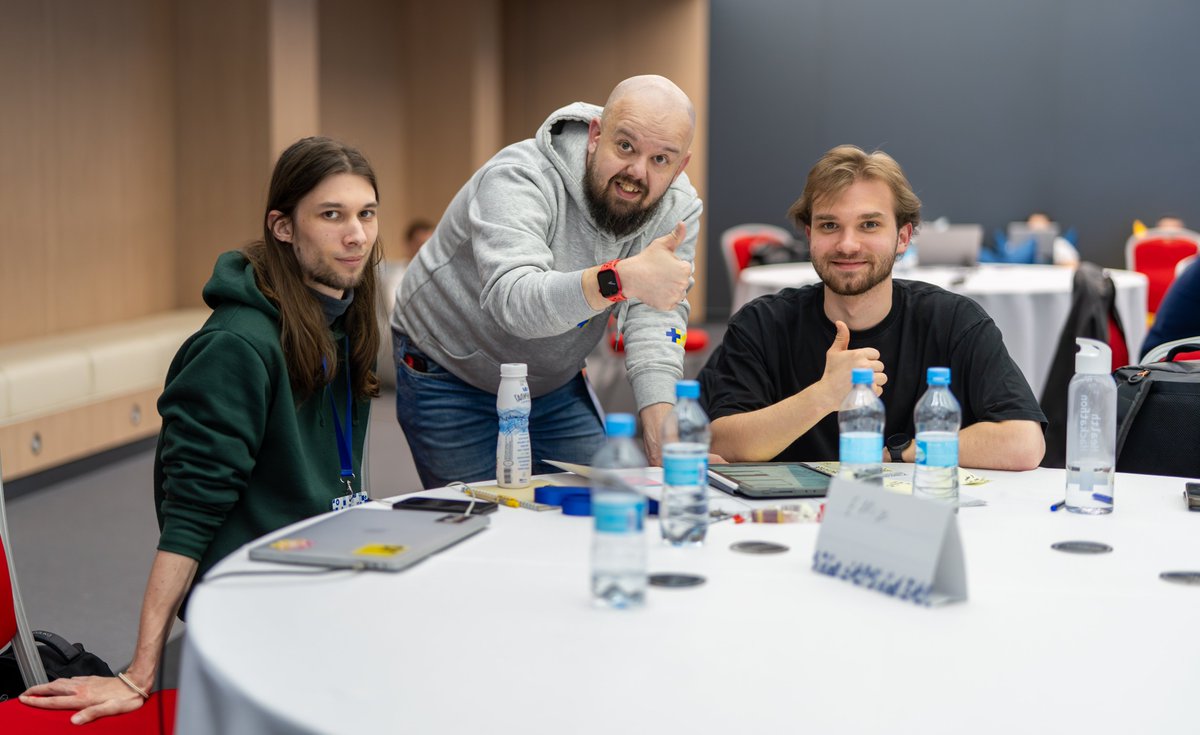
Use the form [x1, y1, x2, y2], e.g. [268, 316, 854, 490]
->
[597, 267, 621, 298]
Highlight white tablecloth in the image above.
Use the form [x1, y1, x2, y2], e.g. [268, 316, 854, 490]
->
[176, 468, 1199, 735]
[734, 263, 1149, 397]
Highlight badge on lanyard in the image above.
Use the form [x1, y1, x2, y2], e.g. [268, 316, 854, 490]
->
[326, 336, 367, 512]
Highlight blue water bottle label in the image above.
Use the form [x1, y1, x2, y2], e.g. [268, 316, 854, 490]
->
[916, 435, 958, 467]
[663, 454, 707, 486]
[594, 499, 644, 534]
[840, 433, 883, 465]
[498, 408, 529, 434]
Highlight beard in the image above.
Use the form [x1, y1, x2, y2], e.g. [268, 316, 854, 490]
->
[812, 240, 900, 296]
[584, 158, 665, 238]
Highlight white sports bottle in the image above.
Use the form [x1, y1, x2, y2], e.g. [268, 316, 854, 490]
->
[496, 363, 531, 488]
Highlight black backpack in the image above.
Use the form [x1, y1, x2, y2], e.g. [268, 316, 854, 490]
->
[1115, 359, 1200, 478]
[0, 629, 113, 701]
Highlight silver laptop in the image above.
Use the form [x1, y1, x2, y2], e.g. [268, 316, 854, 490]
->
[248, 507, 489, 571]
[915, 224, 983, 266]
[1006, 222, 1058, 264]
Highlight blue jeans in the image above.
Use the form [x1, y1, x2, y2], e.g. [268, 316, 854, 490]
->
[394, 333, 606, 489]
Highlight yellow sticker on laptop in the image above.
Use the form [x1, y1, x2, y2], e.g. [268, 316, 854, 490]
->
[353, 543, 407, 557]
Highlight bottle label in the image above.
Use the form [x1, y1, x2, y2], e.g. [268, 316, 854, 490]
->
[593, 498, 644, 534]
[915, 434, 958, 467]
[840, 432, 883, 465]
[663, 453, 707, 486]
[498, 408, 530, 435]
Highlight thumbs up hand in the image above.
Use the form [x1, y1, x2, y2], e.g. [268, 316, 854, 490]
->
[616, 222, 692, 311]
[816, 320, 887, 410]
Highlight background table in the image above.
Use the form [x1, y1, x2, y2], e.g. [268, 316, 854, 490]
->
[734, 263, 1149, 397]
[177, 468, 1198, 735]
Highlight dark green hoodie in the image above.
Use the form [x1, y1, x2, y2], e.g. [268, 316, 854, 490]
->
[154, 251, 370, 582]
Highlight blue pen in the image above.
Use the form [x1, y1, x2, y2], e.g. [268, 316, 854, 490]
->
[1092, 493, 1113, 504]
[1049, 500, 1067, 512]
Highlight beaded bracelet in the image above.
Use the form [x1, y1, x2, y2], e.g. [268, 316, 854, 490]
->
[117, 672, 150, 700]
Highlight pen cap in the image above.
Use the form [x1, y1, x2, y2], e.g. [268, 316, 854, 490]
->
[1074, 338, 1111, 375]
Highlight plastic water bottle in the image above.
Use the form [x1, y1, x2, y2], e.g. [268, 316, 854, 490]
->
[1066, 338, 1116, 514]
[496, 363, 531, 488]
[660, 380, 711, 546]
[590, 413, 647, 609]
[913, 367, 961, 510]
[838, 368, 885, 485]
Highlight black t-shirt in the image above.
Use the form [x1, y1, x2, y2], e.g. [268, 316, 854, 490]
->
[700, 280, 1046, 462]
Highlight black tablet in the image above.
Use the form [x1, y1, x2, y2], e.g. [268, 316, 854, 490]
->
[707, 462, 833, 499]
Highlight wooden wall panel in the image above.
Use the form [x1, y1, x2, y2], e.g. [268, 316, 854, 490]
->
[269, 0, 321, 160]
[173, 0, 273, 307]
[317, 0, 409, 261]
[0, 0, 177, 346]
[399, 0, 503, 230]
[501, 0, 710, 321]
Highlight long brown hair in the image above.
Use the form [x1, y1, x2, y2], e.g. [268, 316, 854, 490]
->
[244, 136, 382, 402]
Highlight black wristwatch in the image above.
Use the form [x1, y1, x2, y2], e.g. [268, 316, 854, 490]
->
[597, 258, 626, 302]
[886, 433, 912, 462]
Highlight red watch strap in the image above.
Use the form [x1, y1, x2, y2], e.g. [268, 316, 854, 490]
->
[600, 258, 626, 302]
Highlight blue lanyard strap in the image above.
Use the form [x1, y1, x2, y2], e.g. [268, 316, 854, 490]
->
[322, 335, 354, 491]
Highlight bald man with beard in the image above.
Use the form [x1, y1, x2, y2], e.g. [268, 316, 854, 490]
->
[391, 76, 703, 487]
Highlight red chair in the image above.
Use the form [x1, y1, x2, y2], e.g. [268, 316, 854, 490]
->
[720, 224, 794, 291]
[1125, 229, 1200, 314]
[0, 458, 177, 733]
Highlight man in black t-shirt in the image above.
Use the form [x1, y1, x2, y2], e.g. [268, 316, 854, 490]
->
[700, 145, 1045, 469]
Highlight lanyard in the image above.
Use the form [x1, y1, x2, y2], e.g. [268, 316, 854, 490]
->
[322, 335, 354, 493]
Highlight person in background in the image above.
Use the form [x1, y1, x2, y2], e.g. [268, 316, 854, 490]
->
[391, 75, 702, 487]
[20, 137, 383, 723]
[403, 219, 434, 261]
[1026, 211, 1080, 266]
[699, 145, 1045, 469]
[1142, 257, 1200, 358]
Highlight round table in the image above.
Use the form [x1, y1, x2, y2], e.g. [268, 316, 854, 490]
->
[176, 468, 1198, 735]
[733, 263, 1148, 397]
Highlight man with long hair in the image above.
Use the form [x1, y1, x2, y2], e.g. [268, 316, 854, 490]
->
[700, 145, 1045, 469]
[392, 75, 702, 487]
[20, 136, 382, 723]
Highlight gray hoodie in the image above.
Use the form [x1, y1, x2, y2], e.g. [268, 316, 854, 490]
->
[391, 102, 703, 409]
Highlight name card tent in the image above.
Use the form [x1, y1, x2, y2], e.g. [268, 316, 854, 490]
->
[813, 477, 968, 606]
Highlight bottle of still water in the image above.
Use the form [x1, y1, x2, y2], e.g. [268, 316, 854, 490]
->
[1065, 338, 1116, 514]
[591, 413, 647, 609]
[496, 363, 531, 488]
[838, 368, 885, 485]
[913, 367, 961, 510]
[660, 380, 710, 546]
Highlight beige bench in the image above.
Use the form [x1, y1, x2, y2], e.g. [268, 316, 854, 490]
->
[0, 310, 209, 480]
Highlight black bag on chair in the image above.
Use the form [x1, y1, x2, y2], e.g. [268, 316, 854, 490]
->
[1115, 361, 1200, 478]
[0, 629, 114, 700]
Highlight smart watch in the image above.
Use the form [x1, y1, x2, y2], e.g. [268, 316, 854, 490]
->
[597, 259, 625, 302]
[886, 433, 912, 462]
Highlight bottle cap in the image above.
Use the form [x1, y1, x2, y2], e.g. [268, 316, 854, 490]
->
[605, 413, 636, 438]
[675, 380, 700, 399]
[926, 366, 951, 386]
[1074, 338, 1111, 375]
[851, 368, 874, 385]
[500, 363, 527, 378]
